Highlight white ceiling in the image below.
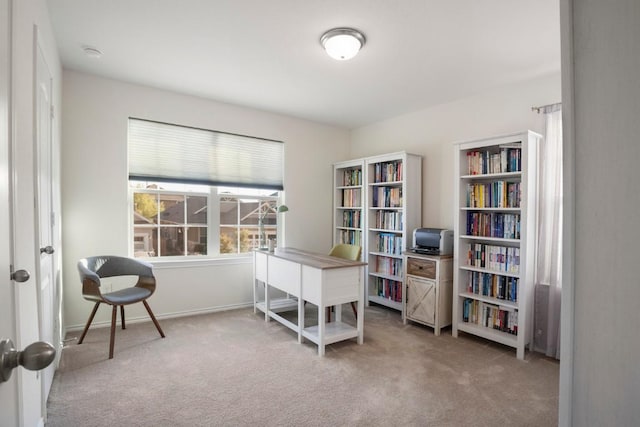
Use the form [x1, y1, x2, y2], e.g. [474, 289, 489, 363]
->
[47, 0, 561, 129]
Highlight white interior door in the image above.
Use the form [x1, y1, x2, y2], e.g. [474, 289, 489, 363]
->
[0, 1, 19, 425]
[35, 37, 56, 402]
[1, 4, 55, 426]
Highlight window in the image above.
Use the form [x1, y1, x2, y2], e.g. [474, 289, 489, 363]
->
[131, 183, 281, 258]
[219, 189, 280, 254]
[132, 182, 209, 257]
[128, 119, 284, 259]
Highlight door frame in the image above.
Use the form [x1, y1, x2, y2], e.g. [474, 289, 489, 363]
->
[559, 0, 575, 425]
[34, 28, 58, 409]
[0, 0, 18, 422]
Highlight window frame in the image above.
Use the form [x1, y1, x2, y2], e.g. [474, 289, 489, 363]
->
[218, 193, 280, 255]
[129, 182, 284, 261]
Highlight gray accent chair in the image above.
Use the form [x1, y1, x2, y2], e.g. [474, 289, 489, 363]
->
[77, 256, 165, 359]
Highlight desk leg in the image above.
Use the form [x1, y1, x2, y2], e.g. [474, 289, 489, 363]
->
[318, 302, 326, 356]
[298, 286, 304, 344]
[253, 253, 257, 314]
[434, 286, 440, 336]
[253, 278, 257, 314]
[264, 283, 270, 322]
[335, 304, 342, 323]
[357, 268, 364, 344]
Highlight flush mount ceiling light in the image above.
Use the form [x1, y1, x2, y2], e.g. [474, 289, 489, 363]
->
[320, 28, 366, 61]
[82, 45, 103, 59]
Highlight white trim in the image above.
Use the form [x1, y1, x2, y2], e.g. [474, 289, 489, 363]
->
[64, 302, 254, 332]
[559, 0, 574, 425]
[147, 254, 252, 269]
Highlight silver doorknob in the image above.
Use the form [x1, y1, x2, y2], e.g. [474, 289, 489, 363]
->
[0, 339, 56, 383]
[10, 269, 30, 282]
[40, 245, 54, 255]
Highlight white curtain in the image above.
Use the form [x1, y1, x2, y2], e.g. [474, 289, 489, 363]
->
[536, 104, 563, 359]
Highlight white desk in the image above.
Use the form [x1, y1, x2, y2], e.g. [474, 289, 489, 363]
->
[253, 247, 366, 356]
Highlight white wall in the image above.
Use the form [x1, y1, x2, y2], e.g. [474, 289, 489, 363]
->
[350, 73, 561, 230]
[562, 0, 640, 424]
[61, 71, 350, 330]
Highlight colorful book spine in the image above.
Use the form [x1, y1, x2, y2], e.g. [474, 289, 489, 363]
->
[341, 168, 362, 186]
[466, 146, 522, 175]
[374, 277, 402, 302]
[461, 298, 518, 335]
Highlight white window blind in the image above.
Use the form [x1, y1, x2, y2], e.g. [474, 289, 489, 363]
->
[128, 118, 284, 190]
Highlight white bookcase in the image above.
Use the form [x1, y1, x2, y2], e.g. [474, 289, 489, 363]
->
[452, 131, 540, 360]
[333, 159, 365, 253]
[364, 152, 422, 313]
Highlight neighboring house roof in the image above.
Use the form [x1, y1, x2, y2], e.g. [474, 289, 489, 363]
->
[133, 211, 154, 224]
[155, 197, 208, 225]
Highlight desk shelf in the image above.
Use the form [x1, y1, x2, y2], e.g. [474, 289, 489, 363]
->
[254, 298, 298, 314]
[302, 322, 359, 346]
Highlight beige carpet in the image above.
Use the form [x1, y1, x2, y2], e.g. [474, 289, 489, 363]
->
[46, 305, 558, 426]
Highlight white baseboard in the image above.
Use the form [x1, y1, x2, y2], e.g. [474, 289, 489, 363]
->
[64, 302, 254, 333]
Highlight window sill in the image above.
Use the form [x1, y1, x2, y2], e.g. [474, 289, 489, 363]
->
[141, 254, 253, 269]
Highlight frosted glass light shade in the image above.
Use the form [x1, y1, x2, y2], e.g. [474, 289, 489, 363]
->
[320, 28, 366, 61]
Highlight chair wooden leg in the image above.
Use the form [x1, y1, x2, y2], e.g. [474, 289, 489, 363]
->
[350, 302, 358, 319]
[109, 305, 117, 359]
[142, 300, 165, 338]
[326, 306, 332, 322]
[120, 305, 126, 329]
[78, 302, 100, 344]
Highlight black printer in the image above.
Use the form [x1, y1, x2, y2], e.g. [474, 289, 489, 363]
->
[411, 228, 454, 255]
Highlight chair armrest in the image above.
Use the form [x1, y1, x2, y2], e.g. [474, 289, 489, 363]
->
[78, 260, 101, 284]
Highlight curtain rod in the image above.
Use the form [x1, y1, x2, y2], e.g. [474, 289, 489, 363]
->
[531, 102, 562, 113]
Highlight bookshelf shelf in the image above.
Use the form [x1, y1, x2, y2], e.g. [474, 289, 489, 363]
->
[368, 251, 403, 259]
[459, 207, 521, 212]
[460, 171, 522, 180]
[370, 180, 403, 186]
[456, 322, 518, 347]
[452, 131, 540, 360]
[369, 271, 403, 281]
[459, 235, 521, 243]
[369, 228, 403, 233]
[368, 295, 403, 311]
[457, 291, 519, 309]
[459, 265, 520, 278]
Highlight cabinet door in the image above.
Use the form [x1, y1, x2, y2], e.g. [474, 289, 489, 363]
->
[406, 276, 436, 325]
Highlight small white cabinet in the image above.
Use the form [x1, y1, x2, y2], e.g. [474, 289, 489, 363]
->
[402, 253, 453, 335]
